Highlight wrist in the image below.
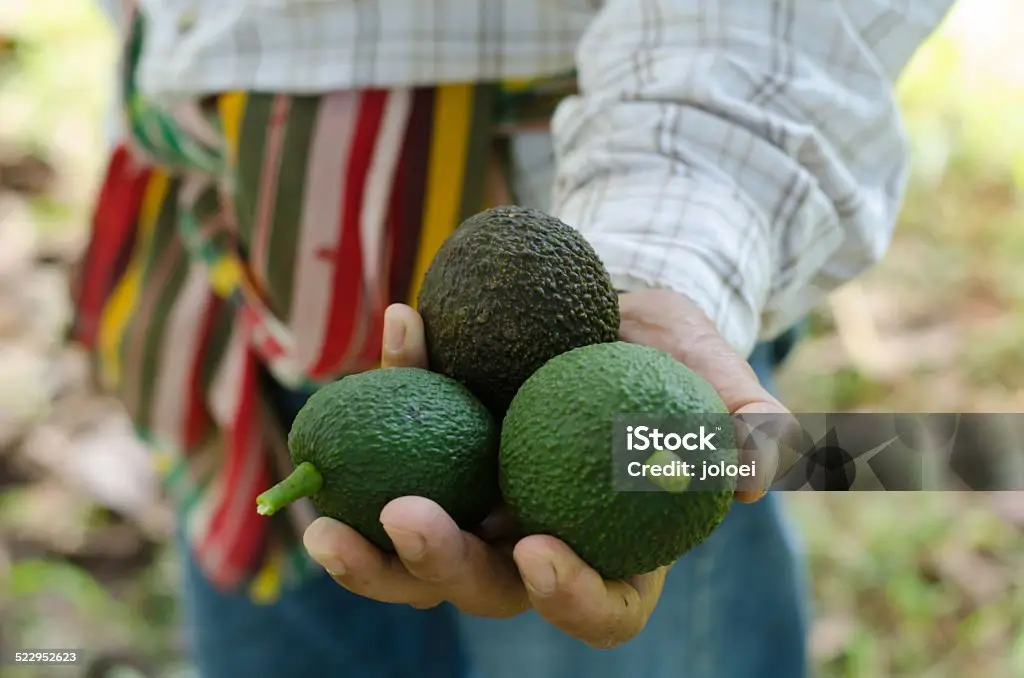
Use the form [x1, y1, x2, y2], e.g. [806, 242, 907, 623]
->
[608, 264, 761, 360]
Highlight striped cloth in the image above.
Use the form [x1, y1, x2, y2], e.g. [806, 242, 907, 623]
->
[70, 13, 573, 602]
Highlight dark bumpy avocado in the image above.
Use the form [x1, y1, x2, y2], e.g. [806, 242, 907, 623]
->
[499, 341, 737, 580]
[256, 367, 499, 550]
[417, 205, 620, 417]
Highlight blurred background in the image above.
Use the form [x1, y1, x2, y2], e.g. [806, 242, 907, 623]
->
[0, 0, 1022, 676]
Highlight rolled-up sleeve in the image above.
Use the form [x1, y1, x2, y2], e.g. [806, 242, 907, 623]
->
[552, 0, 955, 357]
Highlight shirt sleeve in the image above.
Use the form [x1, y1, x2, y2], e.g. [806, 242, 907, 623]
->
[551, 0, 956, 358]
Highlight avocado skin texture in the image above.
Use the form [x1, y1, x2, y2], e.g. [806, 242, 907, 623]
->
[288, 367, 499, 550]
[417, 205, 620, 417]
[499, 341, 737, 580]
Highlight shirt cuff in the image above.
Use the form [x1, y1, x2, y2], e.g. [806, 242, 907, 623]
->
[558, 181, 772, 360]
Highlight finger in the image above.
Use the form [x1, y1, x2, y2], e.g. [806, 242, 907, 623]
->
[380, 303, 428, 369]
[303, 516, 444, 609]
[733, 402, 804, 502]
[380, 497, 531, 618]
[472, 504, 524, 542]
[471, 505, 523, 557]
[732, 403, 781, 502]
[619, 290, 794, 503]
[512, 535, 667, 649]
[620, 290, 780, 412]
[666, 313, 794, 502]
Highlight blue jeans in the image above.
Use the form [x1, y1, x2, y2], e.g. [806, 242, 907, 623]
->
[179, 332, 810, 678]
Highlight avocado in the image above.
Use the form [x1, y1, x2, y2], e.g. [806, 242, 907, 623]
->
[499, 341, 737, 580]
[417, 205, 620, 417]
[256, 367, 499, 550]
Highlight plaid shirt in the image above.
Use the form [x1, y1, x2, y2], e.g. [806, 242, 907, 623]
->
[82, 0, 955, 600]
[113, 0, 957, 357]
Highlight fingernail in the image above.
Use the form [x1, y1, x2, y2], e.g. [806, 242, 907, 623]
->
[519, 557, 558, 596]
[733, 406, 787, 495]
[384, 524, 426, 561]
[383, 311, 406, 353]
[324, 559, 347, 577]
[308, 548, 347, 577]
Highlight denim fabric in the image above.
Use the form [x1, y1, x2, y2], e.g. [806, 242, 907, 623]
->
[179, 329, 810, 678]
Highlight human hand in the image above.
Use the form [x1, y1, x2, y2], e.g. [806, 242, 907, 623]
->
[303, 292, 792, 647]
[618, 289, 793, 503]
[303, 303, 667, 649]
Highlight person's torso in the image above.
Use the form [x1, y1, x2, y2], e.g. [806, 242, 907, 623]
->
[133, 0, 600, 103]
[130, 0, 955, 106]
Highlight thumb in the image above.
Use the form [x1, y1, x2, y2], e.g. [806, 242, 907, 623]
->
[513, 536, 665, 649]
[668, 319, 796, 502]
[380, 304, 429, 369]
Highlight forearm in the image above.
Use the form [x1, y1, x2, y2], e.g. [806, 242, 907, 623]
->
[553, 0, 955, 357]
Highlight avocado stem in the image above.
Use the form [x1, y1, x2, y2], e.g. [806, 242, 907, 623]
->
[255, 461, 324, 516]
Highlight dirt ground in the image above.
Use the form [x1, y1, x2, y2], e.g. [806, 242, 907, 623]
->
[1, 2, 1023, 677]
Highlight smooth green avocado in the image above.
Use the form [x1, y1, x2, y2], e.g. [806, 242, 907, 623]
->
[256, 367, 499, 550]
[417, 205, 620, 417]
[499, 341, 738, 580]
